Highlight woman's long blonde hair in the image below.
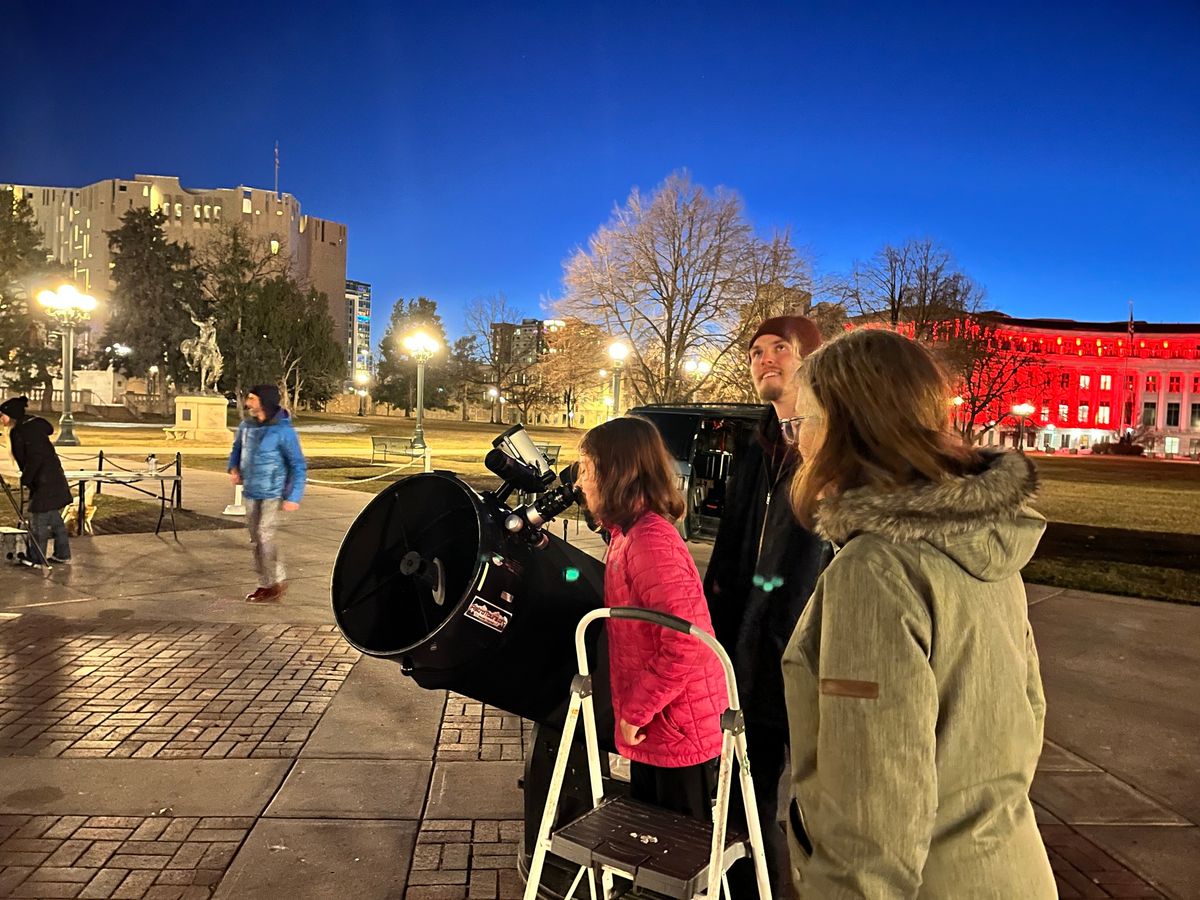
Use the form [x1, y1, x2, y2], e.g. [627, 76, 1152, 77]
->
[790, 328, 982, 528]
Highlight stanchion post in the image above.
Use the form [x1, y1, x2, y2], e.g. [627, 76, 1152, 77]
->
[223, 483, 246, 516]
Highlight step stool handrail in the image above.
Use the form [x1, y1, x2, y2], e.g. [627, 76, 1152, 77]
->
[524, 606, 771, 899]
[573, 607, 743, 714]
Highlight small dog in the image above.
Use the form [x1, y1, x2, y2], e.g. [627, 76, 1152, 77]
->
[62, 501, 96, 535]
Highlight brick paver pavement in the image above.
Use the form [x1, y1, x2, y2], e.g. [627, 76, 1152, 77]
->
[436, 695, 533, 763]
[0, 616, 358, 760]
[1042, 824, 1167, 899]
[417, 695, 1171, 899]
[407, 821, 525, 900]
[0, 814, 254, 899]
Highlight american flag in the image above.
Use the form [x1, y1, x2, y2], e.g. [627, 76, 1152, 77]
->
[1128, 301, 1135, 344]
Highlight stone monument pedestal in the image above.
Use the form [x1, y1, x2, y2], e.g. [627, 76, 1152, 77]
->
[166, 395, 233, 443]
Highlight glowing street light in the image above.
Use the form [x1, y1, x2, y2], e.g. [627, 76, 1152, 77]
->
[1012, 401, 1036, 453]
[355, 370, 370, 417]
[37, 284, 97, 446]
[401, 331, 440, 449]
[607, 341, 630, 420]
[487, 386, 500, 424]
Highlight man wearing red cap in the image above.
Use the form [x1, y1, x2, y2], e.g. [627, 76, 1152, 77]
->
[704, 315, 828, 898]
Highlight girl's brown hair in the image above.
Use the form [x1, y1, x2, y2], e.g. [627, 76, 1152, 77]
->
[790, 327, 983, 528]
[579, 416, 685, 530]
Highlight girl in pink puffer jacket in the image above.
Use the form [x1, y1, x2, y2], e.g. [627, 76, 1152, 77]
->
[577, 416, 727, 820]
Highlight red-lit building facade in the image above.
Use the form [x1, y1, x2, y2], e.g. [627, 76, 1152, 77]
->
[965, 315, 1200, 458]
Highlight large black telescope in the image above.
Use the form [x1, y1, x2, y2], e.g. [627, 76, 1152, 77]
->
[330, 425, 605, 725]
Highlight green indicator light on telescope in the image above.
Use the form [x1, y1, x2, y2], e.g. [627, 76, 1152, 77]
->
[563, 567, 580, 583]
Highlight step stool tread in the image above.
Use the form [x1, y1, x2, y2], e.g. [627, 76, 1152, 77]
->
[549, 797, 748, 897]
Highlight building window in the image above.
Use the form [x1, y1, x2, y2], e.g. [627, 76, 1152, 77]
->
[1078, 404, 1089, 423]
[203, 204, 211, 220]
[1060, 372, 1070, 389]
[1142, 401, 1157, 427]
[1079, 374, 1091, 390]
[1126, 374, 1136, 391]
[242, 198, 252, 214]
[1097, 402, 1110, 425]
[1191, 404, 1200, 429]
[1100, 374, 1112, 391]
[214, 205, 221, 219]
[142, 185, 149, 197]
[194, 206, 201, 220]
[1040, 405, 1049, 421]
[1057, 403, 1069, 422]
[1166, 402, 1180, 428]
[1193, 375, 1200, 393]
[1146, 375, 1158, 392]
[1168, 374, 1181, 393]
[270, 239, 280, 255]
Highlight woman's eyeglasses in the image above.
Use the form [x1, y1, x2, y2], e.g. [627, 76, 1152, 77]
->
[780, 415, 807, 445]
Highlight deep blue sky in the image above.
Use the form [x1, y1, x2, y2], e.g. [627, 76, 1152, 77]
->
[4, 0, 1198, 347]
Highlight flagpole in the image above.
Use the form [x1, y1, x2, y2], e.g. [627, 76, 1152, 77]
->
[1123, 300, 1135, 432]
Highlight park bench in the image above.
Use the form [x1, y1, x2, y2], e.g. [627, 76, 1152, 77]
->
[163, 425, 194, 440]
[371, 435, 424, 464]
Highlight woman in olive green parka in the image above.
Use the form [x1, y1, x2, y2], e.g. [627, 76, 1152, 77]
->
[781, 329, 1056, 899]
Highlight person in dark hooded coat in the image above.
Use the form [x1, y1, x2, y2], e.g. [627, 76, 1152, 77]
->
[703, 316, 829, 898]
[1, 396, 73, 563]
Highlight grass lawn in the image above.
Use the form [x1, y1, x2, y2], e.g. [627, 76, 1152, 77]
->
[0, 493, 238, 535]
[57, 413, 1200, 603]
[1033, 455, 1200, 536]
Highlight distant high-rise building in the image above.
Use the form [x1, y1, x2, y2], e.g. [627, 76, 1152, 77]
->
[345, 279, 372, 379]
[3, 174, 348, 363]
[492, 317, 564, 367]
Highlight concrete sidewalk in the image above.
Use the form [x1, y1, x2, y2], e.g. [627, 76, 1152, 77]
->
[0, 465, 1195, 899]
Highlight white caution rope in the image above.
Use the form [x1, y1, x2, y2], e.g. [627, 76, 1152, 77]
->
[304, 456, 424, 485]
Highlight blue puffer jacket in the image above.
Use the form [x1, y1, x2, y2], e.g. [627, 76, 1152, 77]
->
[227, 409, 307, 504]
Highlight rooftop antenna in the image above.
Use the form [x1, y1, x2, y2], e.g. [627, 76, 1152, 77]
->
[274, 141, 280, 199]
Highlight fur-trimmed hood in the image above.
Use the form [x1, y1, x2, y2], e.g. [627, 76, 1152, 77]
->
[816, 450, 1045, 582]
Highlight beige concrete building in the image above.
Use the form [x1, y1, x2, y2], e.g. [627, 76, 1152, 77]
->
[4, 174, 348, 358]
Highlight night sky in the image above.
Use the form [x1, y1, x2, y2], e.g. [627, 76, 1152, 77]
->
[4, 0, 1197, 346]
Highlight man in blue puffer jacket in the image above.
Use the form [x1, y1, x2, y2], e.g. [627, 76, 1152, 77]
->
[227, 384, 307, 602]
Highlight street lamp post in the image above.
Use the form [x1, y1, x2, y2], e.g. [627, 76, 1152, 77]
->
[487, 386, 499, 424]
[1012, 401, 1036, 452]
[402, 331, 440, 449]
[37, 284, 97, 447]
[607, 341, 629, 420]
[355, 371, 370, 417]
[951, 395, 966, 440]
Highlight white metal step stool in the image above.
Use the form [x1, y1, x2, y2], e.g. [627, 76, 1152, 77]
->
[523, 607, 771, 899]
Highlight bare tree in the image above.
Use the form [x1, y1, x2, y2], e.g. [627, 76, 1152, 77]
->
[560, 172, 810, 405]
[936, 318, 1051, 444]
[846, 239, 981, 338]
[537, 318, 610, 427]
[464, 293, 539, 423]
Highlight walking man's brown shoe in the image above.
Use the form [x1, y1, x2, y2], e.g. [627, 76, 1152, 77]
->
[246, 582, 287, 603]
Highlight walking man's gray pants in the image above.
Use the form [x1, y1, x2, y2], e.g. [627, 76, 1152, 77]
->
[245, 498, 285, 588]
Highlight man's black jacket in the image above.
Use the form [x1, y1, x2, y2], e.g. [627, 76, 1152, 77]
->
[9, 415, 73, 513]
[703, 405, 828, 729]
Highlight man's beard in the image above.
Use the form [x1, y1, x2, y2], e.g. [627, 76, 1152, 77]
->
[757, 380, 784, 402]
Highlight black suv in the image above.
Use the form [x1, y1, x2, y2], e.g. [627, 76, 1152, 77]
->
[629, 403, 765, 542]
